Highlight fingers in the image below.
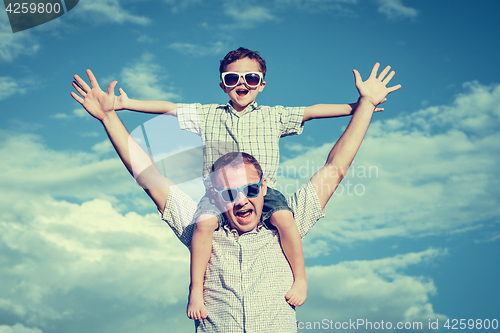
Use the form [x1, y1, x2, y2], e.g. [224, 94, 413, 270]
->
[70, 91, 84, 104]
[378, 66, 391, 81]
[369, 62, 380, 79]
[353, 69, 362, 83]
[382, 70, 396, 85]
[73, 74, 91, 93]
[86, 69, 101, 90]
[388, 84, 402, 93]
[119, 88, 126, 95]
[187, 310, 207, 320]
[107, 80, 118, 96]
[72, 81, 86, 97]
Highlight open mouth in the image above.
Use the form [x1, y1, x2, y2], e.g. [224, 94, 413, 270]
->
[236, 89, 249, 97]
[235, 209, 252, 220]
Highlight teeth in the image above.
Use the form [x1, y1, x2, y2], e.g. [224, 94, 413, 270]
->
[236, 209, 251, 216]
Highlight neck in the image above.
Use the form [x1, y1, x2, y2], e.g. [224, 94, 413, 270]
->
[230, 101, 253, 113]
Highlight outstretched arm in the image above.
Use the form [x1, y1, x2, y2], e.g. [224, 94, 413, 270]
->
[303, 103, 385, 122]
[303, 103, 355, 122]
[115, 88, 178, 116]
[71, 69, 170, 213]
[310, 63, 401, 209]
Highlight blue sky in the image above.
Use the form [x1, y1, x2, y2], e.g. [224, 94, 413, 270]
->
[0, 0, 499, 332]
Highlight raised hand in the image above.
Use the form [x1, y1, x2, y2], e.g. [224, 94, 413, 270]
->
[114, 87, 130, 111]
[71, 69, 118, 121]
[353, 63, 401, 108]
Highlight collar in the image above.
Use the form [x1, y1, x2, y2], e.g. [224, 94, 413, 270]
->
[226, 101, 259, 115]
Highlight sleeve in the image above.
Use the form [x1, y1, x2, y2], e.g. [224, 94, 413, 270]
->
[161, 185, 198, 248]
[277, 106, 306, 137]
[286, 181, 325, 238]
[176, 103, 205, 137]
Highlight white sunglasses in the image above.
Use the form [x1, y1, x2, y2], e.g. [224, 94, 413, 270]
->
[221, 72, 263, 88]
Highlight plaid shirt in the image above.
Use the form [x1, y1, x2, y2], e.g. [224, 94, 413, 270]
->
[176, 102, 305, 189]
[162, 182, 325, 333]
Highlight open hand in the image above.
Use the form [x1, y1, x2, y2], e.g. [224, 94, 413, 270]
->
[71, 69, 118, 121]
[114, 87, 130, 111]
[353, 63, 401, 108]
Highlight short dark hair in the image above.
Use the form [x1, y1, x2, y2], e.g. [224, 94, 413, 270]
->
[219, 47, 267, 78]
[210, 152, 263, 186]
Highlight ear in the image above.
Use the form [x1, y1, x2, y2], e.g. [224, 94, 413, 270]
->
[261, 177, 268, 197]
[211, 187, 222, 206]
[220, 82, 227, 92]
[258, 80, 266, 92]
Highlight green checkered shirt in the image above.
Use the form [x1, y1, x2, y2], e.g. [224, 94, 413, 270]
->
[176, 102, 305, 189]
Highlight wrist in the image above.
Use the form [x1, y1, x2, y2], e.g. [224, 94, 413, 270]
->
[101, 110, 118, 125]
[116, 100, 126, 111]
[357, 97, 377, 110]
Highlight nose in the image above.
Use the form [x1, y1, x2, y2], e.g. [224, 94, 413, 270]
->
[233, 190, 248, 206]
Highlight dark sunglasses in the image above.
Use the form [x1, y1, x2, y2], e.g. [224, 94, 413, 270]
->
[213, 177, 263, 203]
[221, 72, 263, 88]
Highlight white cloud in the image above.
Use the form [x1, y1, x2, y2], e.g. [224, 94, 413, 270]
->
[81, 131, 100, 138]
[75, 0, 151, 25]
[283, 142, 309, 152]
[137, 34, 155, 43]
[0, 192, 189, 327]
[50, 108, 90, 120]
[301, 249, 447, 329]
[224, 5, 275, 23]
[0, 131, 135, 200]
[50, 113, 70, 119]
[376, 0, 418, 20]
[0, 0, 148, 63]
[217, 1, 279, 29]
[276, 0, 357, 14]
[0, 129, 195, 330]
[163, 0, 203, 13]
[91, 140, 114, 154]
[72, 107, 88, 118]
[168, 41, 226, 57]
[0, 13, 40, 62]
[0, 77, 26, 100]
[120, 54, 181, 101]
[278, 81, 500, 250]
[0, 323, 43, 333]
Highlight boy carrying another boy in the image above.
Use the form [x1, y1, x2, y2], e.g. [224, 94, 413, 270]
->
[110, 47, 384, 320]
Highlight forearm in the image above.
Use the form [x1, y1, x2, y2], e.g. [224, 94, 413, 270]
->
[123, 99, 177, 116]
[326, 98, 374, 167]
[71, 70, 170, 212]
[309, 63, 400, 208]
[101, 111, 169, 211]
[101, 111, 147, 174]
[303, 103, 355, 122]
[311, 98, 375, 208]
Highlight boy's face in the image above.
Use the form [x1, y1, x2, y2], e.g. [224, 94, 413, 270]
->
[211, 163, 267, 235]
[220, 57, 266, 112]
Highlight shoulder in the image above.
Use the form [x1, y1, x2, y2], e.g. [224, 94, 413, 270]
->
[176, 103, 223, 111]
[260, 105, 305, 115]
[177, 103, 226, 123]
[160, 185, 198, 247]
[286, 181, 325, 237]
